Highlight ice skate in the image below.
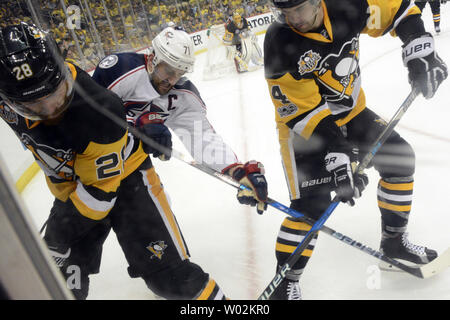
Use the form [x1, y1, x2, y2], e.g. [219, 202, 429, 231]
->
[379, 232, 438, 271]
[269, 279, 302, 300]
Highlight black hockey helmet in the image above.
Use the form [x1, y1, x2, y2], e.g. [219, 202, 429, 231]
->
[0, 22, 73, 120]
[270, 0, 321, 26]
[271, 0, 310, 9]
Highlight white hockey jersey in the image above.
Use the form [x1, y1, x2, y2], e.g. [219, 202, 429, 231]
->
[92, 52, 238, 173]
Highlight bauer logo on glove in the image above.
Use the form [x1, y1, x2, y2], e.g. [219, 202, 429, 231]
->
[402, 32, 448, 99]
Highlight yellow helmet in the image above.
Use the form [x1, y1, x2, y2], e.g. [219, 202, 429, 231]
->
[233, 12, 243, 27]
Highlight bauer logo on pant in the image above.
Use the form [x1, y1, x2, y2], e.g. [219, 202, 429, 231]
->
[147, 241, 168, 260]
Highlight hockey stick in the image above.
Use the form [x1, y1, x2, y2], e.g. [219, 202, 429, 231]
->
[258, 87, 422, 299]
[210, 168, 450, 280]
[163, 87, 449, 282]
[285, 209, 450, 279]
[71, 81, 449, 281]
[190, 87, 449, 280]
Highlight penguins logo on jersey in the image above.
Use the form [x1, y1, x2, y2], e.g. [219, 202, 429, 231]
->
[0, 103, 18, 125]
[146, 241, 168, 260]
[99, 55, 119, 69]
[314, 37, 360, 103]
[19, 133, 75, 180]
[298, 50, 321, 75]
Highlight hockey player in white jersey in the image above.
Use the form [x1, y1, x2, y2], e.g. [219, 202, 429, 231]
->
[92, 26, 268, 299]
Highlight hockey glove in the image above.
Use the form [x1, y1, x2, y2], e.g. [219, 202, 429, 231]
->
[402, 32, 448, 99]
[136, 112, 172, 161]
[325, 152, 368, 206]
[223, 161, 268, 214]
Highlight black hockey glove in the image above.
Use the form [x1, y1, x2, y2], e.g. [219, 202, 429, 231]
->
[223, 161, 268, 214]
[325, 152, 368, 206]
[136, 112, 172, 161]
[402, 32, 448, 99]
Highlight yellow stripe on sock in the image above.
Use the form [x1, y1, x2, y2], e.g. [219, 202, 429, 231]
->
[379, 180, 413, 191]
[378, 200, 411, 212]
[276, 243, 313, 257]
[282, 219, 312, 231]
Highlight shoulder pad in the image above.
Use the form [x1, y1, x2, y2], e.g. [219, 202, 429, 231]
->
[92, 52, 146, 89]
[174, 78, 204, 103]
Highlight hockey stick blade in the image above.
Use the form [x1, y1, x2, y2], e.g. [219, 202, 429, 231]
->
[417, 247, 450, 279]
[328, 229, 450, 279]
[265, 199, 450, 279]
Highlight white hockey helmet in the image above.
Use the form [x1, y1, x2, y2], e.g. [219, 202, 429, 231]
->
[151, 27, 195, 73]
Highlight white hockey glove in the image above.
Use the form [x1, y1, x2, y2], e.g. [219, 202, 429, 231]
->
[402, 32, 448, 99]
[223, 161, 268, 214]
[325, 152, 368, 206]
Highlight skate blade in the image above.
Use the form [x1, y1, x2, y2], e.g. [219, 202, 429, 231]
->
[379, 259, 419, 272]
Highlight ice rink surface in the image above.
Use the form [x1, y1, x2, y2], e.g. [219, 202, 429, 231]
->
[1, 6, 450, 300]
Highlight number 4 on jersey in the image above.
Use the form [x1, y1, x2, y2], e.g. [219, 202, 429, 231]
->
[271, 85, 290, 104]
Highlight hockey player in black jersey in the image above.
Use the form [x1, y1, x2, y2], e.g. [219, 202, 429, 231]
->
[91, 27, 269, 298]
[223, 12, 263, 72]
[264, 0, 447, 300]
[0, 22, 266, 300]
[224, 12, 251, 52]
[415, 0, 446, 33]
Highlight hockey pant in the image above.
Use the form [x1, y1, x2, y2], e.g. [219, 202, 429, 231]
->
[44, 162, 225, 300]
[276, 107, 415, 279]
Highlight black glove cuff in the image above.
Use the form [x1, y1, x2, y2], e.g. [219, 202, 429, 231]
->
[396, 14, 426, 43]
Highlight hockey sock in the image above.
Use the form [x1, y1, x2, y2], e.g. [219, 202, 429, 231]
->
[194, 278, 227, 300]
[275, 217, 318, 281]
[433, 14, 441, 28]
[377, 177, 413, 236]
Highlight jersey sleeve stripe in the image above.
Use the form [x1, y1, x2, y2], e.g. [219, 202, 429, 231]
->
[383, 1, 418, 35]
[70, 181, 117, 220]
[363, 0, 419, 37]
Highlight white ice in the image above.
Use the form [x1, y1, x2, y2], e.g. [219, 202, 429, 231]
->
[1, 6, 450, 300]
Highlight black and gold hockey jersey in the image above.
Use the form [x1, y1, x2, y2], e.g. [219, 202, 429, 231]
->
[0, 63, 148, 220]
[264, 0, 421, 199]
[224, 16, 250, 45]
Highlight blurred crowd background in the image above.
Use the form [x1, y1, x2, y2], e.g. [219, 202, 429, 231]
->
[0, 0, 270, 70]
